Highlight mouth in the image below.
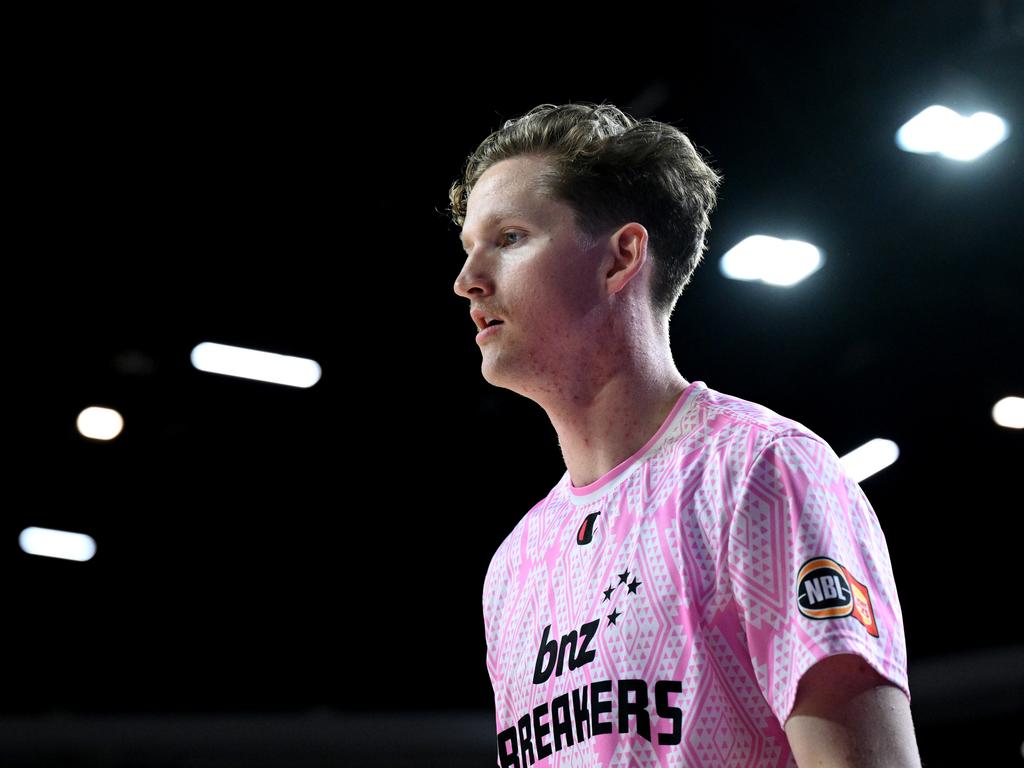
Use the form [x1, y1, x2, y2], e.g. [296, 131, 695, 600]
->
[476, 321, 504, 341]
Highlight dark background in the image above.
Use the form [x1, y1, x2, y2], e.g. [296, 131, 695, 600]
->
[3, 4, 1022, 766]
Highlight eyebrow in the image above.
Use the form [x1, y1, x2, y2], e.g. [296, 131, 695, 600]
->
[459, 210, 529, 248]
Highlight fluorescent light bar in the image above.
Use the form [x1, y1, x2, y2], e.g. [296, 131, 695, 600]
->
[838, 438, 900, 483]
[992, 396, 1024, 430]
[19, 526, 97, 562]
[896, 105, 1009, 161]
[719, 235, 824, 286]
[190, 342, 322, 388]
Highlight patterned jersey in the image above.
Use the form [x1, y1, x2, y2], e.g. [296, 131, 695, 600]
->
[482, 380, 910, 767]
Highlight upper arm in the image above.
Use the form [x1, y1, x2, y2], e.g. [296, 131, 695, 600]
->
[784, 653, 922, 767]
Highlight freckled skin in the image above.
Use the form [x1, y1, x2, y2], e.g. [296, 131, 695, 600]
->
[454, 155, 689, 487]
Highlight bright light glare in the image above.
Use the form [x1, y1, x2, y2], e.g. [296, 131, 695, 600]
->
[190, 342, 322, 388]
[838, 438, 900, 483]
[76, 406, 124, 441]
[896, 105, 1008, 161]
[19, 526, 97, 562]
[992, 396, 1024, 429]
[719, 235, 824, 286]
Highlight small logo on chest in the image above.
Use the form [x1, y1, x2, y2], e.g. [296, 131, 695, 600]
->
[576, 511, 601, 545]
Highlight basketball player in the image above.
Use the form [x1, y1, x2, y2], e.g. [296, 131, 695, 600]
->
[451, 102, 922, 767]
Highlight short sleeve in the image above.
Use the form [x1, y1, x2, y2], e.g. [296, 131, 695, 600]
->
[726, 433, 911, 728]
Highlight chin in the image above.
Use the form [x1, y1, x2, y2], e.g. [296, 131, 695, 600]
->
[480, 362, 515, 392]
[481, 365, 502, 387]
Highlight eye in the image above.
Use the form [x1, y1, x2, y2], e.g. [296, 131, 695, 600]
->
[500, 231, 523, 247]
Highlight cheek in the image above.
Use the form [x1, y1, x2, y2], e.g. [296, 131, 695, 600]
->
[555, 270, 602, 322]
[511, 261, 595, 330]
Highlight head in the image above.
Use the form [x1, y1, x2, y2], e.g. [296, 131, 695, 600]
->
[450, 101, 723, 325]
[449, 101, 722, 400]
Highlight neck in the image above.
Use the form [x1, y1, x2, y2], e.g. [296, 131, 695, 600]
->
[547, 368, 690, 489]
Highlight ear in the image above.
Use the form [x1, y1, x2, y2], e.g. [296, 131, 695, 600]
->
[604, 222, 648, 296]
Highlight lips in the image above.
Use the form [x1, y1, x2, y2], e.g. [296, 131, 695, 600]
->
[476, 322, 504, 342]
[471, 308, 505, 331]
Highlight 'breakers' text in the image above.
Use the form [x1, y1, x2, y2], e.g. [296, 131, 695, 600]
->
[496, 677, 683, 767]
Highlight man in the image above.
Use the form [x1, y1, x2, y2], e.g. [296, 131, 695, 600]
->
[450, 102, 922, 767]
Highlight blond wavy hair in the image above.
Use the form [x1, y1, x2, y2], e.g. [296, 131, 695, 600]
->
[448, 101, 723, 321]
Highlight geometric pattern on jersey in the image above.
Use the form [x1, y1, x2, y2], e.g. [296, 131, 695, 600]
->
[482, 380, 910, 767]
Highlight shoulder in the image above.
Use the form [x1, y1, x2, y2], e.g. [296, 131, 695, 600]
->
[694, 384, 833, 469]
[697, 384, 822, 439]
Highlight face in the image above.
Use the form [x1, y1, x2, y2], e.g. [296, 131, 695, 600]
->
[453, 154, 616, 398]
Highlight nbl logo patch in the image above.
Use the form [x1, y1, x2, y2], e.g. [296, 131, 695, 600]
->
[797, 556, 879, 637]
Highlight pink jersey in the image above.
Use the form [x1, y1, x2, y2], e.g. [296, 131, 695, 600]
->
[483, 380, 910, 767]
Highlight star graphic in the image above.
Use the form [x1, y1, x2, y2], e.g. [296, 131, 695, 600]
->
[603, 585, 614, 602]
[617, 568, 630, 584]
[607, 608, 621, 626]
[627, 576, 642, 594]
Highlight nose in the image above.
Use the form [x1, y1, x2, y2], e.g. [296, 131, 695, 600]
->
[453, 251, 495, 300]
